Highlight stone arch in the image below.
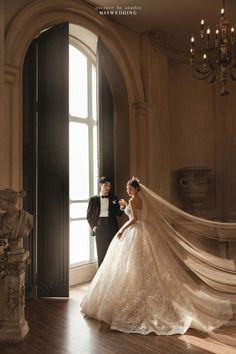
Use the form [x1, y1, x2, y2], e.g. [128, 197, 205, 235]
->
[5, 0, 144, 103]
[4, 0, 147, 188]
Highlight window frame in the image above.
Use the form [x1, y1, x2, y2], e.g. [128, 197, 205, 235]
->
[69, 37, 98, 269]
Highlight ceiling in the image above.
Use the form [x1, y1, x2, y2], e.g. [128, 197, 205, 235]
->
[85, 0, 236, 51]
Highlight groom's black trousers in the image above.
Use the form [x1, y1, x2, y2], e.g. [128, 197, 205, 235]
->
[95, 217, 117, 267]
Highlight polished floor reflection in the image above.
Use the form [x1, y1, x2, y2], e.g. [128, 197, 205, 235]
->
[1, 283, 235, 354]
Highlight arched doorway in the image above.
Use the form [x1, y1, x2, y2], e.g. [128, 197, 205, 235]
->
[4, 0, 145, 297]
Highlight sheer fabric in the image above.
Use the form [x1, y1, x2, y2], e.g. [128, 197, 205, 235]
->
[140, 184, 236, 294]
[80, 184, 235, 335]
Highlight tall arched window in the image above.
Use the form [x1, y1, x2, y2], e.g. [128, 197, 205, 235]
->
[69, 38, 98, 268]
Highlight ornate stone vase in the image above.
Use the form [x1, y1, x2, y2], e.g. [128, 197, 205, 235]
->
[179, 167, 212, 216]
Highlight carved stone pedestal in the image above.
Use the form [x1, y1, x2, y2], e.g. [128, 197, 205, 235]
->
[178, 167, 212, 216]
[0, 242, 29, 342]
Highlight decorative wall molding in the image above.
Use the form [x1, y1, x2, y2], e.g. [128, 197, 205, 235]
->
[222, 95, 235, 221]
[132, 101, 148, 112]
[4, 64, 20, 84]
[151, 28, 172, 53]
[151, 29, 189, 62]
[131, 101, 148, 184]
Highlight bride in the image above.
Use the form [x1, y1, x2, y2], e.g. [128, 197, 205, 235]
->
[80, 178, 235, 335]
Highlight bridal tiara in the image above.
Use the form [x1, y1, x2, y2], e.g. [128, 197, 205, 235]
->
[131, 176, 140, 183]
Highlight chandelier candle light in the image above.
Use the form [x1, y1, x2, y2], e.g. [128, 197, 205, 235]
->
[190, 0, 236, 96]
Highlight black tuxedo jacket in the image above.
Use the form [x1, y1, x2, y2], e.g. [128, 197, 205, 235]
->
[87, 194, 123, 236]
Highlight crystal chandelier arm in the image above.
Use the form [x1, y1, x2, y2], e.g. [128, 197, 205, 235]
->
[230, 63, 236, 80]
[230, 72, 236, 81]
[189, 0, 236, 95]
[207, 58, 216, 71]
[192, 67, 216, 82]
[207, 75, 217, 83]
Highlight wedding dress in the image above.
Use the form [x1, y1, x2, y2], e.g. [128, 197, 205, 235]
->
[80, 184, 235, 335]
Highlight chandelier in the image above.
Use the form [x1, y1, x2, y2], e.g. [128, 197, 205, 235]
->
[190, 0, 236, 96]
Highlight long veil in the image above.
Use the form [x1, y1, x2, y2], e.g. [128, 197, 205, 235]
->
[81, 182, 236, 335]
[139, 184, 236, 315]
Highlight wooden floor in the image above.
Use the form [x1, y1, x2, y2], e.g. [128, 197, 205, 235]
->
[1, 283, 236, 354]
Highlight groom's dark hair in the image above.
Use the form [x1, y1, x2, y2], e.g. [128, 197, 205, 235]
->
[99, 176, 112, 184]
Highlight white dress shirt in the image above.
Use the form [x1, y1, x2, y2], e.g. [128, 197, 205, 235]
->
[99, 194, 109, 217]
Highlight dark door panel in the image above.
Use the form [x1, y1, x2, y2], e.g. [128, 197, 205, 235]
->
[23, 23, 69, 298]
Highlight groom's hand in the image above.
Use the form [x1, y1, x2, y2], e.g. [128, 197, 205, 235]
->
[92, 226, 97, 233]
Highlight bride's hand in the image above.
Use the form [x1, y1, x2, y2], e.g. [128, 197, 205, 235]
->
[119, 199, 127, 209]
[117, 231, 123, 239]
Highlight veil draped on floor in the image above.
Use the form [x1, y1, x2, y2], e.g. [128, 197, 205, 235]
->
[81, 183, 236, 334]
[140, 184, 236, 298]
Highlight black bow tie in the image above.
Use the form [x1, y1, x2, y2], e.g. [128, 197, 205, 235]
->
[101, 195, 109, 198]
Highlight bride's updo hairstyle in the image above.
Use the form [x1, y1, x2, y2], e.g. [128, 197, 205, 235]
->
[127, 177, 140, 191]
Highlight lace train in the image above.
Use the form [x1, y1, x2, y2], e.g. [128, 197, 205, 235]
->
[81, 213, 232, 335]
[81, 186, 233, 335]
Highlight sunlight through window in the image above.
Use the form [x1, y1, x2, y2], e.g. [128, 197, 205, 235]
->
[69, 45, 88, 118]
[69, 122, 89, 200]
[69, 42, 98, 267]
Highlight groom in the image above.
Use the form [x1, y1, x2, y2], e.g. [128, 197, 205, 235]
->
[87, 176, 124, 267]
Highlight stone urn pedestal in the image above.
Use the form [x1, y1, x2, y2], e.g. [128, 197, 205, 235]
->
[0, 189, 33, 342]
[0, 238, 30, 342]
[178, 167, 212, 216]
